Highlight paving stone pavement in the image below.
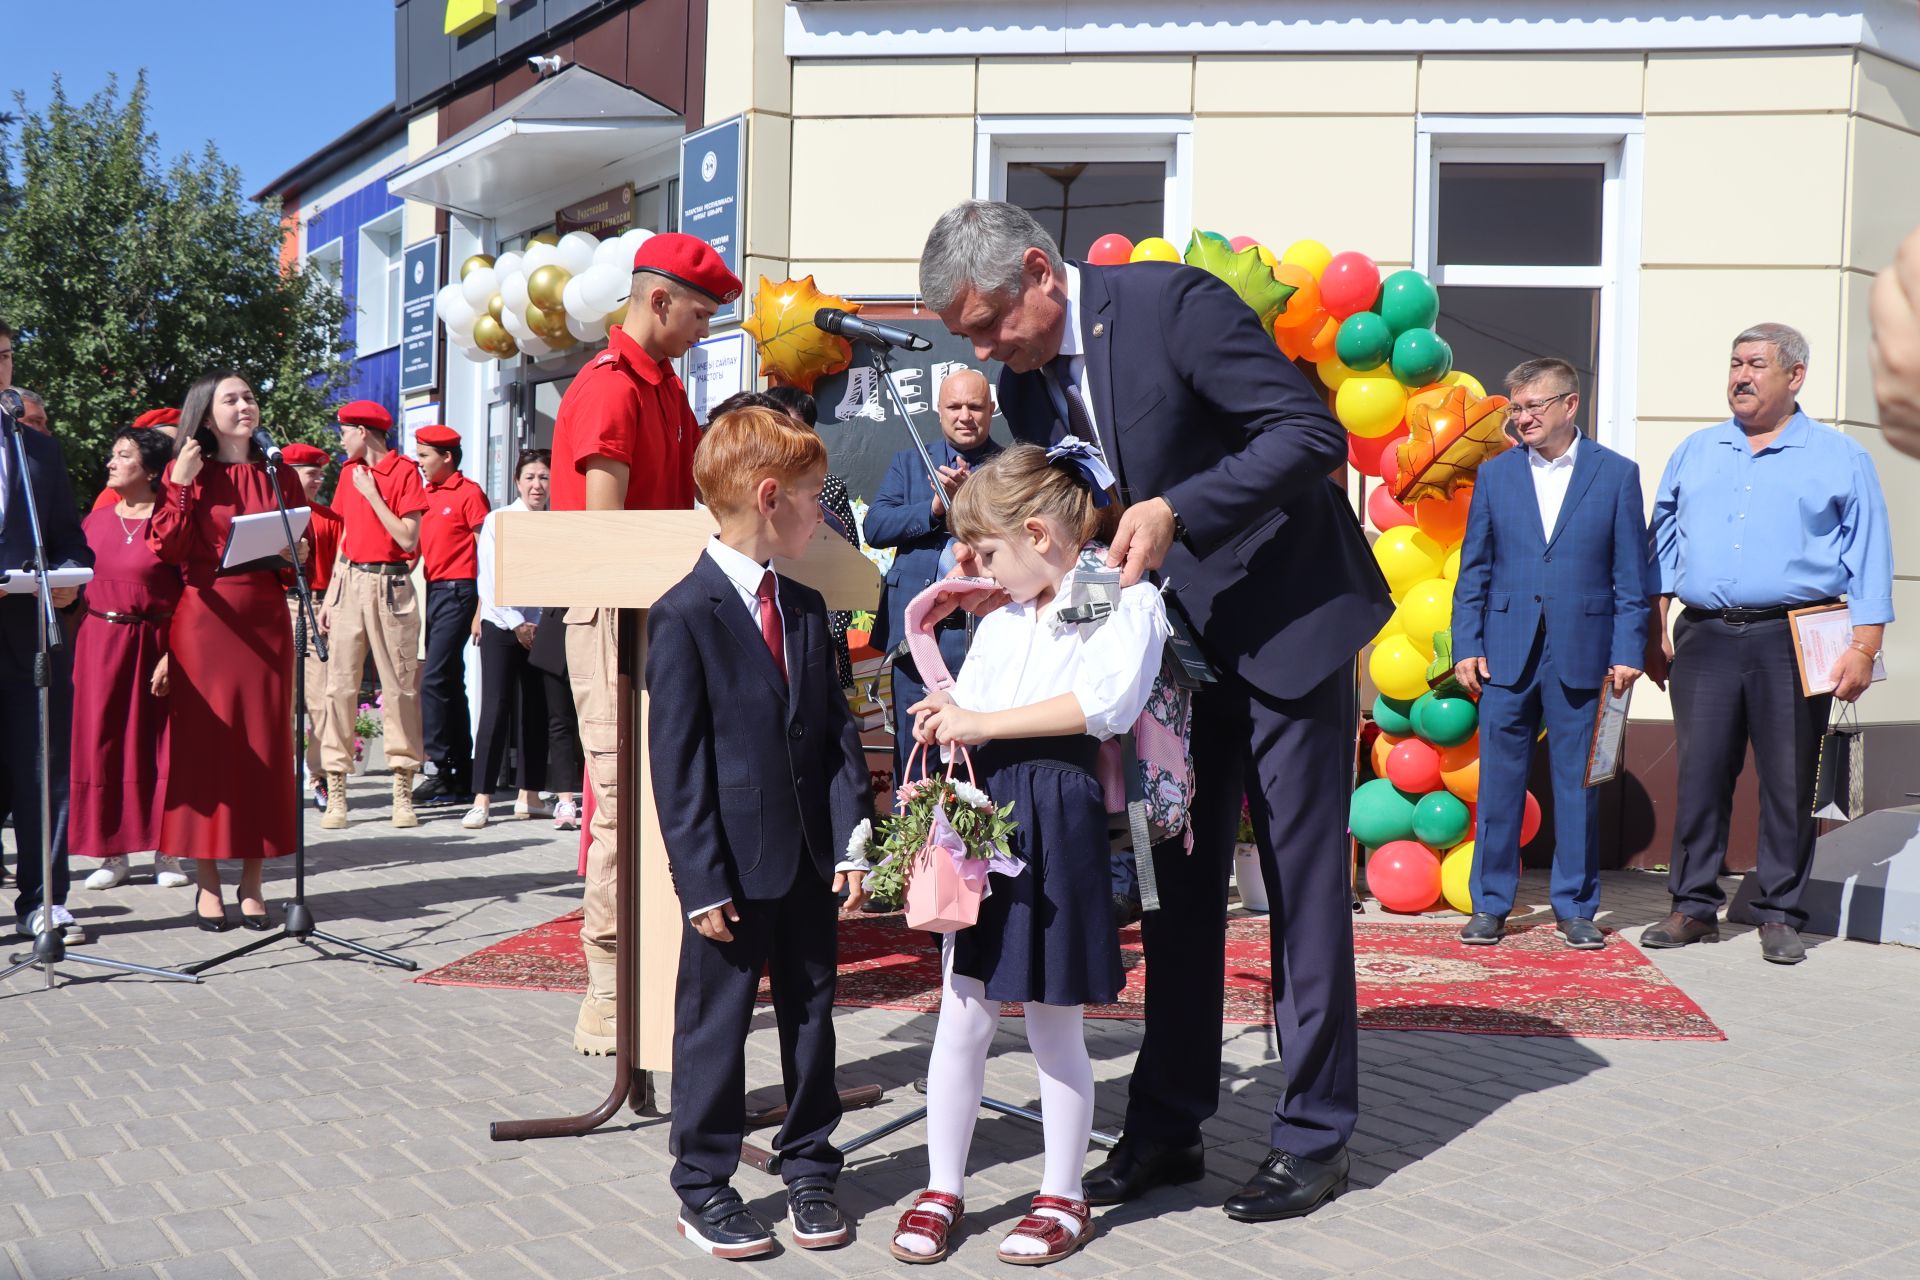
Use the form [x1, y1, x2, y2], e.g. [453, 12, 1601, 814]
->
[5, 772, 1919, 1279]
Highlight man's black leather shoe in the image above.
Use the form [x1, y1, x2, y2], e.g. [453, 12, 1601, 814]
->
[1459, 912, 1506, 945]
[1082, 1136, 1205, 1206]
[1640, 911, 1719, 948]
[1223, 1147, 1350, 1222]
[1759, 922, 1807, 965]
[1113, 893, 1143, 929]
[1556, 918, 1605, 950]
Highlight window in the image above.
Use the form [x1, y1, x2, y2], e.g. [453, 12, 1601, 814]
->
[1415, 120, 1643, 453]
[977, 118, 1191, 261]
[636, 176, 678, 234]
[356, 209, 406, 354]
[1006, 161, 1164, 261]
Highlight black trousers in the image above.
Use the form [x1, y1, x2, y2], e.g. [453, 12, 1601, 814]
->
[421, 579, 478, 790]
[669, 874, 843, 1209]
[1668, 612, 1831, 929]
[1127, 662, 1359, 1162]
[3, 650, 75, 920]
[473, 621, 550, 793]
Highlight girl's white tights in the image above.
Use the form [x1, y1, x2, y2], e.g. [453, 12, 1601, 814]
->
[894, 944, 1095, 1258]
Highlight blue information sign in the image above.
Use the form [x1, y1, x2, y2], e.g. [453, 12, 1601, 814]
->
[678, 115, 746, 324]
[399, 237, 441, 395]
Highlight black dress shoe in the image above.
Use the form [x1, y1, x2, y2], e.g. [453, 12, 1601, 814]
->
[193, 910, 230, 933]
[1459, 912, 1506, 945]
[1223, 1147, 1350, 1222]
[1556, 917, 1605, 950]
[1759, 922, 1807, 965]
[411, 772, 454, 804]
[239, 908, 273, 932]
[1640, 911, 1719, 948]
[1112, 893, 1143, 929]
[785, 1175, 848, 1249]
[677, 1188, 773, 1260]
[1082, 1136, 1205, 1206]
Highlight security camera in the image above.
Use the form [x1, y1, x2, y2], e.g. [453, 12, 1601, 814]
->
[528, 54, 564, 76]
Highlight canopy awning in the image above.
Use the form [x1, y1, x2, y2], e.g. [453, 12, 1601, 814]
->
[387, 66, 681, 218]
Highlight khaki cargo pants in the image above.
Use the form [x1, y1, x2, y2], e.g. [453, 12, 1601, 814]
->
[566, 606, 619, 951]
[320, 562, 424, 775]
[286, 595, 328, 778]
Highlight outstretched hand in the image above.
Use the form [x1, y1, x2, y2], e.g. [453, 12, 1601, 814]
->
[834, 870, 869, 917]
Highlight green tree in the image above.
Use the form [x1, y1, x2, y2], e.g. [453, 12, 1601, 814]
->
[0, 73, 349, 493]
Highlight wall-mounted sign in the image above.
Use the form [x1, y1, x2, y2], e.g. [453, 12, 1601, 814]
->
[556, 183, 634, 238]
[683, 330, 753, 425]
[444, 0, 496, 36]
[678, 115, 746, 325]
[399, 237, 443, 396]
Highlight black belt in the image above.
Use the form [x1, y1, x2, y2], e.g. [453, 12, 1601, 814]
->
[346, 560, 411, 576]
[1682, 597, 1839, 625]
[87, 606, 171, 626]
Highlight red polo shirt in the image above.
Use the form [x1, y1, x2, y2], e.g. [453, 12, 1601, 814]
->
[549, 323, 699, 513]
[304, 501, 345, 594]
[419, 471, 491, 582]
[332, 448, 428, 564]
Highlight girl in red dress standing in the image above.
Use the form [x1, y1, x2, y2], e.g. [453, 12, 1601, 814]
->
[148, 371, 303, 931]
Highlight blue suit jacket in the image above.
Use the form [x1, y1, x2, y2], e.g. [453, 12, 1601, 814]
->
[997, 262, 1391, 700]
[861, 439, 1000, 665]
[1, 426, 93, 683]
[1451, 440, 1652, 688]
[644, 553, 873, 910]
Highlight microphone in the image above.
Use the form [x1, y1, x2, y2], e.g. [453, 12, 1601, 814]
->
[0, 388, 22, 420]
[250, 428, 285, 466]
[814, 308, 933, 352]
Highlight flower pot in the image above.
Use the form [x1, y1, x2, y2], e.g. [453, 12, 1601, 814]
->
[1232, 842, 1269, 914]
[362, 735, 387, 774]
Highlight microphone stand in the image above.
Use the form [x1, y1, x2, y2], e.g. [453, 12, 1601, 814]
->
[0, 400, 198, 987]
[184, 451, 415, 976]
[862, 340, 946, 495]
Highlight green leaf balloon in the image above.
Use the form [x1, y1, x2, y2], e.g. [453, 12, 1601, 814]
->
[1183, 232, 1296, 330]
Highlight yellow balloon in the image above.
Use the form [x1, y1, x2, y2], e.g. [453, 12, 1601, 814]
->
[1372, 526, 1444, 595]
[1371, 610, 1404, 647]
[528, 231, 559, 247]
[527, 264, 571, 312]
[1255, 245, 1278, 271]
[1443, 547, 1461, 580]
[460, 254, 495, 281]
[1397, 577, 1455, 654]
[1444, 370, 1487, 399]
[1336, 375, 1409, 439]
[487, 293, 505, 321]
[1280, 238, 1334, 279]
[1369, 634, 1431, 701]
[1441, 841, 1475, 913]
[1316, 356, 1362, 390]
[1131, 236, 1180, 263]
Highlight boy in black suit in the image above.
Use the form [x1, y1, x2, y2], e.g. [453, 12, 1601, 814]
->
[646, 404, 874, 1259]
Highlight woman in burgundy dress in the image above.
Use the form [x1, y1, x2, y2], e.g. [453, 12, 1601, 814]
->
[148, 371, 303, 931]
[72, 426, 189, 893]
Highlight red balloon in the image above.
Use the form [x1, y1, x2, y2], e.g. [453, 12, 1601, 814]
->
[1088, 233, 1134, 266]
[1520, 791, 1542, 846]
[1229, 235, 1260, 252]
[1368, 840, 1442, 914]
[1348, 424, 1409, 479]
[1385, 739, 1442, 793]
[1367, 484, 1415, 532]
[1321, 251, 1383, 320]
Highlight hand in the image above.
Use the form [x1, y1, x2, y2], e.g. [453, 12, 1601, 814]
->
[691, 901, 740, 942]
[907, 691, 954, 745]
[946, 545, 1012, 613]
[1105, 497, 1177, 588]
[170, 438, 205, 488]
[515, 623, 537, 649]
[317, 604, 331, 636]
[352, 466, 379, 499]
[49, 586, 79, 609]
[1827, 646, 1876, 702]
[150, 654, 170, 698]
[931, 463, 968, 519]
[293, 537, 311, 565]
[1869, 221, 1920, 461]
[918, 702, 988, 747]
[1644, 629, 1673, 691]
[834, 870, 869, 917]
[1608, 665, 1642, 695]
[1453, 655, 1489, 698]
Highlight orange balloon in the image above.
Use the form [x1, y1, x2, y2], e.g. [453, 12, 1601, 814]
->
[1414, 484, 1475, 544]
[1271, 264, 1322, 331]
[1439, 739, 1480, 802]
[1273, 316, 1308, 361]
[1301, 312, 1341, 363]
[1371, 731, 1405, 780]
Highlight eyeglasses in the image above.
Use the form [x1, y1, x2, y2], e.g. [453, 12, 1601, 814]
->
[1507, 391, 1571, 421]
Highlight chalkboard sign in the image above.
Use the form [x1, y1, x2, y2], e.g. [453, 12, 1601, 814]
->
[810, 316, 1012, 507]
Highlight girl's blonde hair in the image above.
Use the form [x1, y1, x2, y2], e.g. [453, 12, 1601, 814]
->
[947, 443, 1112, 548]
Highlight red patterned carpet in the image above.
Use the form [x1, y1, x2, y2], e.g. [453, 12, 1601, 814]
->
[417, 911, 1721, 1041]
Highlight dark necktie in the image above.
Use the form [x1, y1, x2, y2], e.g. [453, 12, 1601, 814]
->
[1050, 355, 1102, 453]
[756, 569, 787, 683]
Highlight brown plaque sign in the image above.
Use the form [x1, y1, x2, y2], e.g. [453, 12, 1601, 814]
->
[556, 183, 635, 238]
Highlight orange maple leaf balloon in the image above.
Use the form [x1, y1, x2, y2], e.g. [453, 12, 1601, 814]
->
[742, 275, 858, 393]
[1393, 385, 1513, 503]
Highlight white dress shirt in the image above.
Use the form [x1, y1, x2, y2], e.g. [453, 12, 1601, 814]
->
[1054, 264, 1109, 461]
[474, 499, 538, 630]
[1529, 435, 1580, 539]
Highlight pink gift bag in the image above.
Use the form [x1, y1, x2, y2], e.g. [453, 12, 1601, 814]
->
[898, 742, 990, 933]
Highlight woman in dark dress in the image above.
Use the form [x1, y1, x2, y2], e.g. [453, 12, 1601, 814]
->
[147, 371, 303, 931]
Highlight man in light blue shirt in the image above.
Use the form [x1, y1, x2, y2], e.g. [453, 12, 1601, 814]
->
[1644, 323, 1893, 965]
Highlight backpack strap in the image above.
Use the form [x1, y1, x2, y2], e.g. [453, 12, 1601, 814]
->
[900, 577, 1000, 692]
[1117, 730, 1162, 914]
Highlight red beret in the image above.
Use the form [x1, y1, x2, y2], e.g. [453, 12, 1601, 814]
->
[415, 425, 460, 447]
[131, 407, 181, 429]
[632, 232, 743, 305]
[281, 443, 332, 467]
[336, 399, 393, 431]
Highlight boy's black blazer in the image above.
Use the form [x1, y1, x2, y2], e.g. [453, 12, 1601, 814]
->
[645, 550, 873, 911]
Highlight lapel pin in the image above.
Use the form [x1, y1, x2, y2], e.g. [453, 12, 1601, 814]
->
[1092, 323, 1105, 337]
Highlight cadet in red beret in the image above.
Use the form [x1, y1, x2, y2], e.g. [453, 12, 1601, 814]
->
[319, 398, 428, 830]
[546, 232, 739, 1053]
[410, 425, 491, 808]
[281, 442, 345, 805]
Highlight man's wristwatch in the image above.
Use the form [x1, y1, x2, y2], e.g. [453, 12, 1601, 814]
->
[1163, 497, 1189, 545]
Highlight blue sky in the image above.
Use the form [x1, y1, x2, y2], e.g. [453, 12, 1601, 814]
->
[3, 1, 395, 198]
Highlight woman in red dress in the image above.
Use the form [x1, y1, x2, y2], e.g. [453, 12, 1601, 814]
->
[148, 371, 302, 931]
[71, 426, 189, 892]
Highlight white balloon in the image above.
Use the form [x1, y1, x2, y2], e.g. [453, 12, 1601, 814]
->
[577, 264, 628, 317]
[461, 266, 499, 311]
[619, 227, 653, 260]
[519, 333, 552, 359]
[592, 235, 632, 272]
[522, 242, 560, 272]
[501, 271, 530, 316]
[436, 283, 466, 316]
[500, 308, 528, 342]
[557, 231, 599, 276]
[566, 311, 609, 343]
[561, 276, 590, 321]
[462, 342, 494, 364]
[441, 296, 477, 335]
[493, 250, 523, 280]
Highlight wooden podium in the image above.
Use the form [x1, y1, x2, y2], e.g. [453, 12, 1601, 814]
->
[487, 510, 881, 1141]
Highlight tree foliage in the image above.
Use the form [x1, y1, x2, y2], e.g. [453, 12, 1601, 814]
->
[0, 73, 349, 492]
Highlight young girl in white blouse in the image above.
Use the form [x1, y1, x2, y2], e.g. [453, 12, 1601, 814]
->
[890, 441, 1169, 1267]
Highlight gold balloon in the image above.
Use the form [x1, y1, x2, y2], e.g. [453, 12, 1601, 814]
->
[472, 314, 509, 355]
[527, 265, 571, 313]
[459, 254, 495, 280]
[491, 331, 519, 359]
[526, 302, 570, 342]
[543, 330, 576, 353]
[528, 231, 559, 247]
[487, 293, 505, 321]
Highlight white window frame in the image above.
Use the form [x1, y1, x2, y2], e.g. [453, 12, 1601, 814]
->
[974, 116, 1193, 251]
[355, 208, 407, 356]
[1414, 115, 1644, 459]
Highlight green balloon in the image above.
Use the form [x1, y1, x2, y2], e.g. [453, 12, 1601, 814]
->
[1412, 694, 1478, 747]
[1350, 778, 1419, 848]
[1390, 327, 1453, 387]
[1372, 694, 1417, 738]
[1199, 229, 1232, 246]
[1336, 311, 1394, 371]
[1378, 269, 1440, 336]
[1412, 790, 1471, 849]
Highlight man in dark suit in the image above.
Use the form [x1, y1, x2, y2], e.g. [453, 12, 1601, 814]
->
[1, 384, 94, 939]
[919, 201, 1391, 1222]
[1451, 358, 1650, 949]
